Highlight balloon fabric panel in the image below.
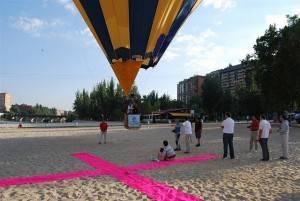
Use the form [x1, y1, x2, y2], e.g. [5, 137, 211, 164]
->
[129, 0, 159, 59]
[79, 0, 116, 63]
[99, 0, 131, 61]
[154, 0, 198, 65]
[73, 0, 203, 95]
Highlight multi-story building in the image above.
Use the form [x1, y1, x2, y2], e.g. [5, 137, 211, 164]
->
[208, 64, 252, 94]
[177, 75, 205, 105]
[220, 64, 250, 93]
[0, 93, 12, 112]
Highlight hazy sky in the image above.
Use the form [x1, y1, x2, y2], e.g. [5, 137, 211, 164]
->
[0, 0, 299, 110]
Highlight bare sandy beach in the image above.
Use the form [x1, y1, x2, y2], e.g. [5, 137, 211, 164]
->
[0, 123, 299, 201]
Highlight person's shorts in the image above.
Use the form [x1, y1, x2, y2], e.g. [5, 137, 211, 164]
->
[195, 131, 201, 139]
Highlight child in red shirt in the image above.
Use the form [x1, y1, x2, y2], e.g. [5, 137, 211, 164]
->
[99, 120, 108, 144]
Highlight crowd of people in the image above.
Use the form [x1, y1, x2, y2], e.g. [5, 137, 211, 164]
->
[169, 112, 290, 162]
[97, 112, 290, 162]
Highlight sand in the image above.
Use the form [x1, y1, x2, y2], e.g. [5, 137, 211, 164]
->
[0, 123, 299, 201]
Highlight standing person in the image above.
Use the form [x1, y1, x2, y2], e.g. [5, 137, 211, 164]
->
[183, 118, 192, 153]
[99, 120, 108, 144]
[247, 116, 259, 152]
[195, 117, 203, 147]
[258, 115, 272, 161]
[221, 112, 235, 159]
[278, 115, 289, 160]
[172, 120, 181, 151]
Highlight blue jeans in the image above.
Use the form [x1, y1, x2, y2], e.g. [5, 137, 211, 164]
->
[223, 133, 235, 159]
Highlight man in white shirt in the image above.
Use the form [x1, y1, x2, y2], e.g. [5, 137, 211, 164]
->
[183, 118, 193, 153]
[259, 115, 272, 161]
[221, 112, 235, 159]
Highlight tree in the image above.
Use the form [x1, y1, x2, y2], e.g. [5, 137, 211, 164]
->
[73, 89, 91, 119]
[201, 76, 223, 119]
[159, 94, 172, 110]
[252, 15, 300, 112]
[189, 95, 202, 115]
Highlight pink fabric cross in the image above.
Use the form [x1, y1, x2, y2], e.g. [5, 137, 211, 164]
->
[0, 153, 219, 201]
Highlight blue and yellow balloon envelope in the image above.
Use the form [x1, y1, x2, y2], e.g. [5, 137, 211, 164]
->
[73, 0, 203, 95]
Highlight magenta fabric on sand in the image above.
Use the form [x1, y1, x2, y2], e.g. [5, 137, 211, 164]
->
[0, 152, 219, 201]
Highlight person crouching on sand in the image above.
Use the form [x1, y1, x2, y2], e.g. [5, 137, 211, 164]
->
[157, 140, 176, 161]
[99, 120, 108, 144]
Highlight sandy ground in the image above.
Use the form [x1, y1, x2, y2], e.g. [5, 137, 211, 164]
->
[0, 123, 299, 201]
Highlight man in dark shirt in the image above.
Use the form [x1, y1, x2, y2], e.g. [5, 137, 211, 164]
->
[195, 117, 203, 147]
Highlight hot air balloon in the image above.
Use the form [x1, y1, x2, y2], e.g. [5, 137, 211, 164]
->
[73, 0, 203, 96]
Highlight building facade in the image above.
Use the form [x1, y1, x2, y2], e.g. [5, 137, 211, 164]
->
[220, 64, 250, 93]
[208, 64, 252, 94]
[0, 93, 12, 112]
[177, 75, 205, 105]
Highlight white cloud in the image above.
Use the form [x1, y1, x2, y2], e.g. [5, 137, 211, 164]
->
[164, 47, 180, 60]
[292, 7, 300, 16]
[162, 28, 252, 75]
[13, 17, 64, 37]
[265, 15, 288, 28]
[265, 6, 300, 28]
[215, 20, 223, 26]
[56, 0, 76, 14]
[79, 28, 97, 47]
[203, 0, 236, 11]
[13, 17, 45, 36]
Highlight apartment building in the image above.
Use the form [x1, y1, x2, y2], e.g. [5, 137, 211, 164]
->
[177, 75, 205, 105]
[0, 93, 12, 112]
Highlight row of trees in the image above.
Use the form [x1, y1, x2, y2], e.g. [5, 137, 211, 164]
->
[1, 104, 58, 120]
[73, 79, 185, 120]
[9, 104, 57, 116]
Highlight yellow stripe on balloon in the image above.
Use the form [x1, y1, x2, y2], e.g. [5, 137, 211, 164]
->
[73, 0, 109, 59]
[146, 0, 184, 53]
[99, 0, 130, 51]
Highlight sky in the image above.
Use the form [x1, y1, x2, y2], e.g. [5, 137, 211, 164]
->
[0, 0, 299, 110]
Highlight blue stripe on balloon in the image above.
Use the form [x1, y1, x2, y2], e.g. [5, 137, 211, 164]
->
[154, 0, 197, 64]
[129, 0, 159, 58]
[79, 0, 116, 62]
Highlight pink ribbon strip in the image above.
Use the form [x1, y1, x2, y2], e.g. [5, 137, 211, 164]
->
[73, 153, 205, 201]
[126, 153, 218, 171]
[0, 170, 102, 188]
[0, 152, 219, 201]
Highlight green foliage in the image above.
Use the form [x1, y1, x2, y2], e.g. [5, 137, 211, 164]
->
[251, 15, 300, 112]
[9, 104, 56, 117]
[201, 76, 223, 119]
[73, 80, 183, 120]
[66, 112, 77, 122]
